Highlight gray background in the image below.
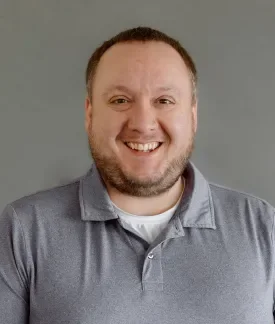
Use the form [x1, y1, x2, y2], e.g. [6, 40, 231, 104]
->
[0, 0, 275, 211]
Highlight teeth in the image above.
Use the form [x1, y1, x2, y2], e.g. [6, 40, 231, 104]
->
[126, 142, 161, 152]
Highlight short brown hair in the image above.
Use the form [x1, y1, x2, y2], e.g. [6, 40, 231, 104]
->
[85, 26, 198, 104]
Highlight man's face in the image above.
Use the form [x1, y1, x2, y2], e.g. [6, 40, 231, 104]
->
[85, 41, 197, 197]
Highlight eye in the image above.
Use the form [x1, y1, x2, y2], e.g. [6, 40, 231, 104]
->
[158, 98, 174, 105]
[110, 98, 129, 104]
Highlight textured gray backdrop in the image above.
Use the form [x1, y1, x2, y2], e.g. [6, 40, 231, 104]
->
[1, 0, 275, 211]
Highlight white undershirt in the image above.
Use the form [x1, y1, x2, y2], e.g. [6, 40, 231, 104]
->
[111, 189, 184, 244]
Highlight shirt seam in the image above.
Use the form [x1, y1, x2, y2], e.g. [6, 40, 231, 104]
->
[11, 179, 82, 206]
[209, 182, 274, 208]
[8, 204, 30, 296]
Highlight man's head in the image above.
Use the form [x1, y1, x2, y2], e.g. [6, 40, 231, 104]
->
[85, 26, 198, 197]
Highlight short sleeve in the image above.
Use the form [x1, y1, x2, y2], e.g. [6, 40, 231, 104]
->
[272, 209, 275, 321]
[0, 204, 29, 323]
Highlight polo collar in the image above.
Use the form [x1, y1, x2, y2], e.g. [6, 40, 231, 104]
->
[176, 161, 216, 230]
[79, 161, 216, 230]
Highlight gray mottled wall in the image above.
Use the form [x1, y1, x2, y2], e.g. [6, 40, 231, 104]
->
[1, 0, 275, 209]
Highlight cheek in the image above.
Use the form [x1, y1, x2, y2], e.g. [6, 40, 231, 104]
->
[91, 114, 123, 142]
[164, 113, 193, 143]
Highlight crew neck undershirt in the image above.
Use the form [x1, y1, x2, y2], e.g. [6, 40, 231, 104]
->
[111, 181, 185, 243]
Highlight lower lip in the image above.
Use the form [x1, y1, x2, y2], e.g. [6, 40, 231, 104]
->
[124, 143, 163, 157]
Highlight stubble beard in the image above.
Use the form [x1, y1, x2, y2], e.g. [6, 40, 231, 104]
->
[87, 124, 195, 198]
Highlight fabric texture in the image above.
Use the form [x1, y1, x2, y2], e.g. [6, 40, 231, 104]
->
[0, 161, 274, 324]
[113, 186, 184, 243]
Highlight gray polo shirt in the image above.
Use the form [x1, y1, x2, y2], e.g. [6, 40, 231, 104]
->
[0, 161, 274, 324]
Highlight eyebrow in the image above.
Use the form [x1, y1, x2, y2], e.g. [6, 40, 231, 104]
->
[102, 85, 132, 97]
[102, 85, 181, 97]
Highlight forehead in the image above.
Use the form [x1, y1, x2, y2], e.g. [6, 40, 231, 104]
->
[93, 41, 191, 91]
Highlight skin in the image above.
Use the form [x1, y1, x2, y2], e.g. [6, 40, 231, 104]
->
[85, 41, 197, 216]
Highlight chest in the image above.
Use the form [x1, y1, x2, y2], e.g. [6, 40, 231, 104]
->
[29, 222, 274, 324]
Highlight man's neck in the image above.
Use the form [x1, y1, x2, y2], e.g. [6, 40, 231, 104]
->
[105, 177, 185, 216]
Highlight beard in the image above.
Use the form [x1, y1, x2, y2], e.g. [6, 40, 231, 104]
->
[87, 122, 195, 198]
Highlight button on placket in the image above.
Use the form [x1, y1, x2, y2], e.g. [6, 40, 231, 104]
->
[142, 246, 163, 291]
[148, 253, 154, 259]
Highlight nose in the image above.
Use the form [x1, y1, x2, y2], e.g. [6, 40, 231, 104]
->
[127, 99, 157, 133]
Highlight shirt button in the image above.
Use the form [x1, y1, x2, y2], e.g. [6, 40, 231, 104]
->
[148, 253, 154, 259]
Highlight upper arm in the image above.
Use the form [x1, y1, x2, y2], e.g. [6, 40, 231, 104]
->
[0, 204, 29, 323]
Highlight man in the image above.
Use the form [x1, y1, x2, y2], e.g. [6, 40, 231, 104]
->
[0, 26, 274, 324]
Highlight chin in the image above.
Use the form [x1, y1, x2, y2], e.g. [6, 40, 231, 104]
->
[123, 167, 163, 183]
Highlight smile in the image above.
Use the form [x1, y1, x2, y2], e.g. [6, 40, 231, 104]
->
[124, 142, 162, 152]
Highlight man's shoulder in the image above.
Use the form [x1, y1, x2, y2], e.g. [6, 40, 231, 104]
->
[208, 181, 275, 217]
[7, 174, 84, 218]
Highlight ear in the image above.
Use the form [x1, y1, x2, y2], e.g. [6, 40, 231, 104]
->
[192, 100, 198, 133]
[85, 95, 92, 132]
